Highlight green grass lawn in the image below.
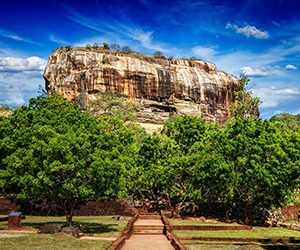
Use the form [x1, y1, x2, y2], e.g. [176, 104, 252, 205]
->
[0, 234, 113, 250]
[170, 217, 300, 249]
[173, 227, 300, 239]
[0, 215, 131, 249]
[169, 218, 240, 226]
[0, 215, 130, 237]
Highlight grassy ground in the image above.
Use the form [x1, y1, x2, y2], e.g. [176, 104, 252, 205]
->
[0, 234, 113, 250]
[173, 227, 300, 239]
[170, 217, 300, 249]
[169, 218, 240, 226]
[0, 215, 130, 249]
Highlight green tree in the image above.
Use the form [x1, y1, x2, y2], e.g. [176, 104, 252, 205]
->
[163, 115, 212, 155]
[0, 95, 135, 226]
[103, 43, 110, 50]
[230, 76, 261, 118]
[121, 46, 132, 53]
[110, 44, 120, 52]
[93, 42, 99, 49]
[65, 45, 72, 51]
[85, 44, 92, 49]
[86, 91, 147, 145]
[222, 117, 300, 224]
[270, 113, 300, 133]
[161, 116, 234, 214]
[86, 91, 139, 123]
[130, 134, 179, 211]
[153, 51, 164, 58]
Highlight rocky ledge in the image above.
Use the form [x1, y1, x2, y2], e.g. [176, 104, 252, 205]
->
[44, 48, 239, 124]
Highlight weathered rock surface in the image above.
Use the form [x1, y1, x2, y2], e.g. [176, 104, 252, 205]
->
[37, 223, 63, 234]
[44, 48, 239, 124]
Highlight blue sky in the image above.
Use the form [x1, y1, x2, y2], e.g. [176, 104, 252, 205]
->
[0, 0, 299, 119]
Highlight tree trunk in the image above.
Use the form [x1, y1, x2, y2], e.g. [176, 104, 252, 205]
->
[66, 214, 73, 227]
[244, 200, 249, 225]
[166, 193, 174, 218]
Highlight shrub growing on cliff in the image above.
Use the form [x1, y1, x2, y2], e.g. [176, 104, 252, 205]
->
[110, 44, 120, 52]
[103, 43, 110, 50]
[0, 95, 135, 226]
[230, 76, 261, 118]
[121, 46, 132, 53]
[153, 51, 164, 58]
[65, 45, 72, 51]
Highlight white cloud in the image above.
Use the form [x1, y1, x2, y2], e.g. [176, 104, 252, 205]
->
[285, 64, 297, 70]
[0, 81, 26, 106]
[269, 86, 300, 95]
[253, 86, 300, 108]
[126, 27, 166, 52]
[192, 46, 217, 62]
[0, 56, 47, 72]
[49, 35, 68, 45]
[226, 23, 270, 39]
[0, 56, 47, 107]
[0, 28, 40, 45]
[240, 66, 272, 77]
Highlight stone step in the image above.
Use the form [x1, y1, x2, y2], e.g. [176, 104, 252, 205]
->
[139, 214, 162, 220]
[133, 225, 164, 234]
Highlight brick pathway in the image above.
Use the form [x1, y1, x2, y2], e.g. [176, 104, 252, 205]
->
[121, 218, 174, 250]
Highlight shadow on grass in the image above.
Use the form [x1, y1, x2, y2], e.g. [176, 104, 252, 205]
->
[21, 221, 119, 234]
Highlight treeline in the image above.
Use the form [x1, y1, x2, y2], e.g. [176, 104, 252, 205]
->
[63, 42, 200, 60]
[0, 93, 299, 226]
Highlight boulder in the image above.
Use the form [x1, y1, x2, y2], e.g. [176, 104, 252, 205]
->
[44, 48, 243, 128]
[37, 223, 63, 234]
[61, 226, 81, 238]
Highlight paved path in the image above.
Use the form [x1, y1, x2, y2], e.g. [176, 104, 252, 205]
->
[121, 218, 174, 250]
[122, 234, 174, 250]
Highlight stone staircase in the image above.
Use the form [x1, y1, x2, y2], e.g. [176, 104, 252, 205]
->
[132, 214, 164, 235]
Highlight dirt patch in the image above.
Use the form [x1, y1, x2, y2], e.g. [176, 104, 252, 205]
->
[281, 205, 299, 221]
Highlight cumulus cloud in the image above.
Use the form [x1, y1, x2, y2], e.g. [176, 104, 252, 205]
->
[285, 64, 297, 70]
[253, 86, 300, 108]
[0, 81, 26, 106]
[226, 23, 270, 39]
[240, 66, 272, 77]
[0, 56, 47, 72]
[269, 86, 300, 95]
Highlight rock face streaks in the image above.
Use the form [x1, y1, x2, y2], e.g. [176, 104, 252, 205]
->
[44, 48, 239, 124]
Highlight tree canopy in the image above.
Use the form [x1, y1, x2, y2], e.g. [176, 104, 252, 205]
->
[0, 95, 135, 226]
[230, 76, 261, 118]
[0, 90, 299, 226]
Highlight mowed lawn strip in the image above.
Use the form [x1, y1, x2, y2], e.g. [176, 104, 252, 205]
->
[0, 215, 130, 237]
[168, 218, 241, 226]
[0, 215, 131, 249]
[173, 227, 300, 239]
[0, 233, 113, 250]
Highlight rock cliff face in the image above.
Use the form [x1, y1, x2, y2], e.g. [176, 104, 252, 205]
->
[44, 48, 239, 124]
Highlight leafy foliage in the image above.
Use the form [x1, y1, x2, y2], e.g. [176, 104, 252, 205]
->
[153, 51, 164, 58]
[110, 44, 120, 52]
[103, 43, 110, 50]
[121, 46, 132, 53]
[230, 76, 261, 118]
[222, 117, 300, 223]
[0, 95, 135, 226]
[270, 113, 300, 132]
[1, 91, 299, 226]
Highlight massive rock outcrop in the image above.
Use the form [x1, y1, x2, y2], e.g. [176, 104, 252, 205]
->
[44, 48, 239, 124]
